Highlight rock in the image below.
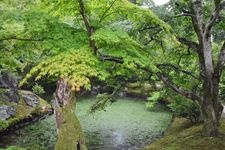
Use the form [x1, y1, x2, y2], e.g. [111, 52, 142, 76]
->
[126, 82, 141, 88]
[0, 89, 20, 103]
[0, 71, 19, 103]
[142, 83, 153, 92]
[0, 83, 51, 133]
[21, 91, 40, 107]
[0, 71, 18, 89]
[91, 86, 100, 95]
[0, 105, 16, 120]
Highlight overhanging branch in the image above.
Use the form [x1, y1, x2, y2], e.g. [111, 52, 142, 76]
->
[156, 72, 202, 102]
[157, 63, 199, 80]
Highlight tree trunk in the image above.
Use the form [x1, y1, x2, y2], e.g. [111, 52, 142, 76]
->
[201, 81, 219, 136]
[54, 78, 87, 150]
[201, 77, 223, 136]
[199, 34, 224, 136]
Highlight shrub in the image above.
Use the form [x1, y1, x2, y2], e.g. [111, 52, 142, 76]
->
[32, 84, 45, 96]
[168, 96, 201, 123]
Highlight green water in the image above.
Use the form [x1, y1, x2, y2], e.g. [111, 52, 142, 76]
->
[0, 98, 172, 150]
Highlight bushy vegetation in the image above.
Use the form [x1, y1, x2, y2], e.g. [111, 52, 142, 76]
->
[146, 90, 201, 123]
[168, 97, 201, 124]
[32, 84, 45, 96]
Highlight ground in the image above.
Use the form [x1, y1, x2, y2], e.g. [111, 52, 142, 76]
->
[144, 117, 225, 150]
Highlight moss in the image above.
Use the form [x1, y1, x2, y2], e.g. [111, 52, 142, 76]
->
[54, 104, 87, 150]
[0, 91, 51, 133]
[0, 88, 5, 94]
[0, 100, 16, 106]
[0, 120, 10, 131]
[15, 99, 33, 118]
[0, 100, 32, 130]
[144, 118, 225, 150]
[38, 98, 51, 112]
[0, 88, 17, 106]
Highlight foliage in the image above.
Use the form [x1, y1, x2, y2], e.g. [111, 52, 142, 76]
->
[20, 48, 109, 91]
[32, 83, 45, 96]
[146, 91, 162, 109]
[0, 0, 87, 74]
[220, 77, 225, 102]
[89, 93, 115, 114]
[1, 146, 27, 150]
[168, 96, 201, 123]
[16, 0, 173, 95]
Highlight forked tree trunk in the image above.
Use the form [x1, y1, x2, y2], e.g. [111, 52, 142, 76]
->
[54, 78, 87, 150]
[199, 34, 224, 136]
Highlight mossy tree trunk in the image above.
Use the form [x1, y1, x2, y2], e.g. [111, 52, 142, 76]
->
[201, 79, 223, 136]
[54, 78, 87, 150]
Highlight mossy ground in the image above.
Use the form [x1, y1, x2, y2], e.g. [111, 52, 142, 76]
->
[144, 117, 225, 150]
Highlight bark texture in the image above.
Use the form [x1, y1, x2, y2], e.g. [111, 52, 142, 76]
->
[54, 79, 87, 150]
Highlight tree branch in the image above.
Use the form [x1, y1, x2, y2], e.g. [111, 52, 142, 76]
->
[157, 63, 199, 80]
[138, 26, 158, 32]
[214, 41, 225, 77]
[97, 51, 124, 64]
[176, 37, 199, 51]
[205, 1, 225, 37]
[191, 0, 204, 41]
[175, 1, 194, 18]
[177, 47, 191, 65]
[99, 0, 117, 23]
[129, 62, 202, 102]
[175, 13, 195, 17]
[144, 29, 163, 46]
[156, 72, 201, 102]
[78, 0, 98, 55]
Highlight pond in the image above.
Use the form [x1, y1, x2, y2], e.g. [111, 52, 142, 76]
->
[0, 98, 172, 150]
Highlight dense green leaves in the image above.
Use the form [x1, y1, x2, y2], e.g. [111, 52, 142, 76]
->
[21, 48, 108, 91]
[1, 0, 176, 96]
[0, 1, 87, 74]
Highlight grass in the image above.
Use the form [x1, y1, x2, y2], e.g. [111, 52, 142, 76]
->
[144, 118, 225, 150]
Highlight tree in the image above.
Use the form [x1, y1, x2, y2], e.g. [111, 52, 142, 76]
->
[154, 0, 225, 136]
[20, 0, 170, 149]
